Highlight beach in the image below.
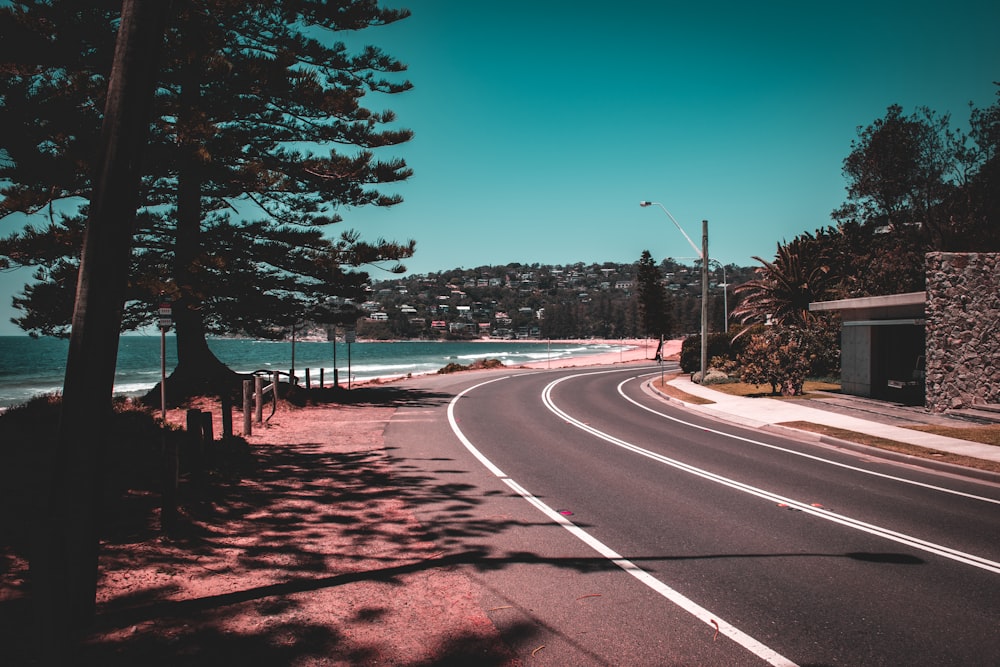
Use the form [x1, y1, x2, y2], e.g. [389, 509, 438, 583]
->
[2, 338, 682, 665]
[517, 337, 673, 369]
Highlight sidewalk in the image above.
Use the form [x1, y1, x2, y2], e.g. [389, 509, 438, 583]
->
[655, 374, 1000, 482]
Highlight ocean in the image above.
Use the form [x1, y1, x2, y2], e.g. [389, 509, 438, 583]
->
[0, 335, 632, 408]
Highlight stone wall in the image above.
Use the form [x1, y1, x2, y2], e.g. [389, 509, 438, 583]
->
[925, 252, 1000, 412]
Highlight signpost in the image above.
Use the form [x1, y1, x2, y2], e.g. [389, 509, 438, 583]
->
[345, 328, 356, 389]
[158, 299, 172, 421]
[331, 327, 339, 388]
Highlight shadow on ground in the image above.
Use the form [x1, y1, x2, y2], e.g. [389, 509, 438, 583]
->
[0, 384, 929, 665]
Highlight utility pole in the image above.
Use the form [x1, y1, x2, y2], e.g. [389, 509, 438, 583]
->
[700, 220, 709, 383]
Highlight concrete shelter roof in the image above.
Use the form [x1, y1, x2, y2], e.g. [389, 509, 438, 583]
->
[809, 292, 926, 321]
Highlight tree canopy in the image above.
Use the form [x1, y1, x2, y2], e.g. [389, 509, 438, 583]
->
[636, 249, 671, 338]
[0, 0, 416, 398]
[734, 87, 1000, 332]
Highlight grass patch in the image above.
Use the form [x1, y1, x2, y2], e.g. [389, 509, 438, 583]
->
[779, 421, 1000, 474]
[652, 376, 840, 404]
[706, 379, 842, 399]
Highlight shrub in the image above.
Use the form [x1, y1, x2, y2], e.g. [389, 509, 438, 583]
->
[680, 332, 734, 373]
[437, 358, 504, 374]
[736, 327, 813, 395]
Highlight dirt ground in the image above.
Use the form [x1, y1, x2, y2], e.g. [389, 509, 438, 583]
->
[1, 341, 670, 665]
[115, 398, 524, 666]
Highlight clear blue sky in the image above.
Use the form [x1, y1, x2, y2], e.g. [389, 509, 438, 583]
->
[1, 0, 998, 335]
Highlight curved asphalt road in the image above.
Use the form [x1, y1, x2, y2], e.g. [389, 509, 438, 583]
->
[383, 364, 1000, 666]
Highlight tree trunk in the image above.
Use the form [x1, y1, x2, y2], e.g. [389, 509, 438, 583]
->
[34, 2, 168, 662]
[165, 59, 240, 403]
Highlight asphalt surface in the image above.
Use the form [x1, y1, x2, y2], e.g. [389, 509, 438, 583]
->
[383, 363, 1000, 666]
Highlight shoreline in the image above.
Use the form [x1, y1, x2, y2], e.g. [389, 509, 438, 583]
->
[347, 337, 680, 387]
[0, 337, 683, 410]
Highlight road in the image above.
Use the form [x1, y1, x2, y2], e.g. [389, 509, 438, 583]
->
[383, 363, 1000, 666]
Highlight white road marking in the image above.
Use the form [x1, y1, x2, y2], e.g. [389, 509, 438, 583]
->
[623, 373, 1000, 506]
[539, 373, 1000, 575]
[447, 376, 799, 667]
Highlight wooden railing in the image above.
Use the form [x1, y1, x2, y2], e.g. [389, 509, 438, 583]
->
[242, 370, 298, 435]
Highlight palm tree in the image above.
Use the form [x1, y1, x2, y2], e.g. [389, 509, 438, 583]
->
[730, 234, 838, 334]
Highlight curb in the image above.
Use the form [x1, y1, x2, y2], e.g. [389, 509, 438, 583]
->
[647, 381, 1000, 485]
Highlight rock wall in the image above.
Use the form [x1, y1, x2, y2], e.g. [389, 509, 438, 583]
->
[925, 252, 1000, 412]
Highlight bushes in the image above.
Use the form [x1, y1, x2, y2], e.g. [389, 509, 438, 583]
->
[736, 323, 840, 395]
[437, 358, 504, 374]
[679, 320, 841, 393]
[680, 332, 734, 374]
[737, 328, 810, 395]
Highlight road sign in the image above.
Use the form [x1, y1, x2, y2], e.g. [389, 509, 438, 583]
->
[158, 302, 172, 330]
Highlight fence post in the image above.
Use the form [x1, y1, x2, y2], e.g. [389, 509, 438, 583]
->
[200, 411, 214, 464]
[255, 375, 264, 424]
[186, 408, 202, 473]
[243, 379, 252, 436]
[161, 433, 178, 533]
[221, 393, 233, 438]
[305, 368, 311, 389]
[319, 368, 325, 388]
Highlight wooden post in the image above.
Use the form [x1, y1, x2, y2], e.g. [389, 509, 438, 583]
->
[254, 375, 264, 424]
[186, 408, 202, 471]
[161, 434, 177, 534]
[319, 368, 325, 388]
[305, 367, 311, 389]
[243, 379, 252, 436]
[200, 411, 214, 464]
[221, 394, 233, 438]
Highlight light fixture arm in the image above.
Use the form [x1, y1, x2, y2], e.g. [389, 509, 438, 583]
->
[639, 201, 702, 260]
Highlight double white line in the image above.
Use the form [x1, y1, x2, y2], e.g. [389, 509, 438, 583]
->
[541, 373, 1000, 576]
[448, 374, 798, 667]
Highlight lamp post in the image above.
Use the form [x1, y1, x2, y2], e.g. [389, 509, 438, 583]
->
[715, 261, 729, 334]
[640, 201, 709, 382]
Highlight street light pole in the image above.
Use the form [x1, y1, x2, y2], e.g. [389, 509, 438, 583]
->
[640, 201, 709, 382]
[700, 219, 708, 383]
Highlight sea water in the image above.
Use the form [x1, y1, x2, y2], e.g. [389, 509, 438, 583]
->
[0, 335, 631, 408]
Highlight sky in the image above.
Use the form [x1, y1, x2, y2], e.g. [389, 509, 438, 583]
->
[1, 0, 999, 335]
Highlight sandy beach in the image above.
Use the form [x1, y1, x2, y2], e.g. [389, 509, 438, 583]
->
[517, 337, 677, 369]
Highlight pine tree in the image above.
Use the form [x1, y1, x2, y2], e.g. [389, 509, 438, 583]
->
[0, 0, 415, 400]
[635, 250, 670, 339]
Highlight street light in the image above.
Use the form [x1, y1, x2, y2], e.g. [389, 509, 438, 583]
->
[640, 201, 709, 383]
[639, 201, 702, 259]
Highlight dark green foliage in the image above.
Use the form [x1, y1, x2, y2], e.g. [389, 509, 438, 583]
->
[735, 324, 839, 395]
[680, 332, 733, 374]
[730, 233, 839, 331]
[0, 394, 198, 555]
[437, 358, 504, 374]
[0, 1, 415, 347]
[732, 89, 1000, 342]
[636, 249, 671, 337]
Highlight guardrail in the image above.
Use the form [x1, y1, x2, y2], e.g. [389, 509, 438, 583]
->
[242, 370, 298, 435]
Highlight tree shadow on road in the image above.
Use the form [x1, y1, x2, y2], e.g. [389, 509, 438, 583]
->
[0, 384, 926, 665]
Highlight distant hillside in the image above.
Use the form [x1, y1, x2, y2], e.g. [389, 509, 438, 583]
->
[319, 259, 756, 341]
